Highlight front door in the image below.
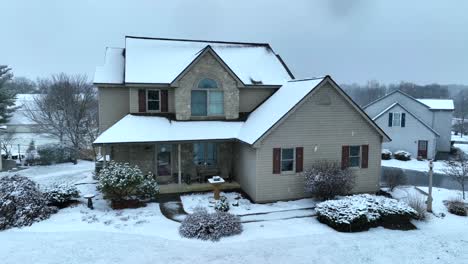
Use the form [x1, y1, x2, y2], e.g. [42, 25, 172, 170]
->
[157, 144, 172, 176]
[417, 140, 428, 159]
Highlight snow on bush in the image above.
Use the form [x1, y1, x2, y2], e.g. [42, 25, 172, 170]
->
[304, 161, 355, 200]
[214, 196, 230, 212]
[97, 161, 159, 203]
[42, 183, 80, 207]
[406, 193, 427, 220]
[0, 175, 58, 230]
[446, 199, 467, 216]
[316, 194, 417, 232]
[179, 207, 242, 241]
[37, 143, 76, 165]
[381, 149, 392, 160]
[394, 150, 411, 161]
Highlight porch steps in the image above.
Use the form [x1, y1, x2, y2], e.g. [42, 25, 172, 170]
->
[159, 182, 241, 194]
[239, 208, 316, 223]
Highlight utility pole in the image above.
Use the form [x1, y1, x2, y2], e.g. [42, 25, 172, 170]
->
[427, 160, 434, 213]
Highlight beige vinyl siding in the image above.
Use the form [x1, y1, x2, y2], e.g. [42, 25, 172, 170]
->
[233, 142, 257, 201]
[98, 87, 129, 133]
[254, 82, 382, 202]
[239, 88, 276, 113]
[129, 87, 175, 114]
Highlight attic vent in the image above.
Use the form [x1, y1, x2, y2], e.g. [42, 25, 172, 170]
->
[249, 77, 263, 85]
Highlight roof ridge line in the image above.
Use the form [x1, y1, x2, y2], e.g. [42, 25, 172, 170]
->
[288, 76, 327, 82]
[125, 35, 270, 47]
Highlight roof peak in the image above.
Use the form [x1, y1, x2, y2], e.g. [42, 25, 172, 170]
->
[125, 35, 271, 47]
[288, 76, 327, 83]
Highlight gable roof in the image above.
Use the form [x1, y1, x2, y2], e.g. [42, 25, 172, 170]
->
[94, 47, 125, 84]
[94, 36, 294, 85]
[95, 76, 391, 145]
[363, 90, 454, 111]
[372, 102, 440, 136]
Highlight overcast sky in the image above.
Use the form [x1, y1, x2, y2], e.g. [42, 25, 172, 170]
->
[2, 0, 468, 85]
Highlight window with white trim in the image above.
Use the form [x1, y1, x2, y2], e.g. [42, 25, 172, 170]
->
[349, 145, 361, 167]
[147, 90, 160, 111]
[191, 78, 224, 116]
[392, 112, 401, 126]
[281, 148, 295, 172]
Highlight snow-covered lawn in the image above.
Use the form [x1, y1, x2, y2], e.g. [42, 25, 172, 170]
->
[451, 132, 468, 143]
[382, 158, 448, 173]
[1, 162, 468, 263]
[454, 143, 468, 155]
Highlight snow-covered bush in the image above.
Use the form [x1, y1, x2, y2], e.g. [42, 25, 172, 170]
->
[382, 168, 406, 191]
[316, 194, 417, 232]
[0, 175, 58, 230]
[42, 183, 80, 207]
[381, 149, 392, 160]
[304, 161, 356, 200]
[214, 196, 230, 212]
[179, 206, 242, 241]
[406, 193, 427, 220]
[446, 199, 467, 216]
[97, 161, 159, 204]
[37, 144, 75, 165]
[394, 150, 411, 161]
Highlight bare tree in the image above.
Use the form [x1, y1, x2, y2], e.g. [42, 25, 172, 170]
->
[24, 73, 98, 161]
[0, 133, 17, 158]
[444, 151, 468, 199]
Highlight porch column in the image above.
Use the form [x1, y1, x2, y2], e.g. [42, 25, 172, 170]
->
[178, 143, 182, 184]
[102, 144, 107, 168]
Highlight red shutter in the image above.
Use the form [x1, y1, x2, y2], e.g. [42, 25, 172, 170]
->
[138, 89, 146, 113]
[361, 145, 369, 168]
[161, 90, 168, 112]
[273, 148, 281, 174]
[341, 146, 349, 170]
[295, 147, 303, 173]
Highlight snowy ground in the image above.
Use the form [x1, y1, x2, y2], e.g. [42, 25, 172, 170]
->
[1, 163, 468, 263]
[382, 158, 448, 173]
[451, 132, 468, 143]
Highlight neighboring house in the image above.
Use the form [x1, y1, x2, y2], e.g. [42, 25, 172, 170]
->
[364, 90, 454, 160]
[93, 36, 389, 202]
[2, 94, 59, 159]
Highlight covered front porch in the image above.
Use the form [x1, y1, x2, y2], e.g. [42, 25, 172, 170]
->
[99, 140, 240, 193]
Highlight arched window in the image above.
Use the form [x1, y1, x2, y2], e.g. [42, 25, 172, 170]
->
[192, 78, 224, 116]
[197, 78, 218, 89]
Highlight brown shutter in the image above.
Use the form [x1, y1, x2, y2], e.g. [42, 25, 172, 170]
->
[160, 90, 168, 112]
[138, 89, 146, 113]
[341, 145, 349, 170]
[361, 145, 369, 168]
[295, 147, 303, 173]
[273, 148, 281, 174]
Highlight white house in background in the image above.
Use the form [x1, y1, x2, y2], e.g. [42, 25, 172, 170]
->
[2, 94, 59, 158]
[364, 90, 454, 160]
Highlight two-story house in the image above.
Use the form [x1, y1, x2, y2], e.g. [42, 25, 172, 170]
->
[364, 90, 453, 160]
[93, 36, 390, 202]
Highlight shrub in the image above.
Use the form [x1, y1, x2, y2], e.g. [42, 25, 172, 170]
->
[0, 175, 58, 230]
[316, 194, 417, 232]
[446, 198, 467, 216]
[394, 150, 411, 161]
[42, 184, 80, 208]
[214, 196, 230, 212]
[179, 207, 242, 241]
[37, 144, 75, 165]
[381, 149, 392, 160]
[304, 160, 356, 200]
[97, 161, 159, 204]
[406, 193, 427, 220]
[382, 168, 406, 191]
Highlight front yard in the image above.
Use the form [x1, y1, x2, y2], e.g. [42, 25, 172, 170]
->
[0, 162, 467, 263]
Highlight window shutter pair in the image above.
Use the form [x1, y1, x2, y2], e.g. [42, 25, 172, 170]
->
[138, 89, 168, 113]
[341, 145, 369, 169]
[272, 147, 303, 174]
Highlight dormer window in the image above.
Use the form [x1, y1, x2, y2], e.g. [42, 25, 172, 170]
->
[191, 78, 224, 116]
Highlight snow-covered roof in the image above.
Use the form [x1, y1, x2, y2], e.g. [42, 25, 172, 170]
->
[94, 48, 125, 84]
[417, 99, 454, 110]
[95, 78, 325, 144]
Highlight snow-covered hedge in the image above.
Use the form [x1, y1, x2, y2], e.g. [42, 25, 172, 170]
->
[446, 199, 467, 216]
[316, 194, 417, 232]
[42, 183, 80, 207]
[394, 150, 411, 161]
[97, 161, 159, 204]
[214, 196, 230, 212]
[381, 149, 392, 160]
[0, 175, 58, 230]
[179, 207, 242, 241]
[304, 161, 355, 200]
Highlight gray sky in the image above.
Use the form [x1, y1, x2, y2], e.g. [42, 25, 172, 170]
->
[2, 0, 468, 85]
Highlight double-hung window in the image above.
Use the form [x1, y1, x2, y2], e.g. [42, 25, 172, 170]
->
[147, 90, 160, 111]
[349, 145, 361, 167]
[191, 78, 224, 116]
[281, 148, 295, 172]
[392, 112, 401, 126]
